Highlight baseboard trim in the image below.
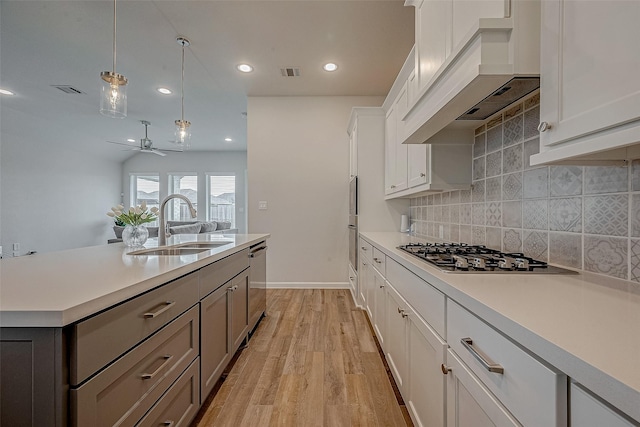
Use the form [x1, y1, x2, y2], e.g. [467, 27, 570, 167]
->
[267, 282, 349, 289]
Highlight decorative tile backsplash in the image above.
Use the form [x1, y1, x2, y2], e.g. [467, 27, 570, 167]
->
[409, 91, 640, 283]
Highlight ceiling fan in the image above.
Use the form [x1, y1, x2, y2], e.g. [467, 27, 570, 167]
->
[107, 120, 183, 156]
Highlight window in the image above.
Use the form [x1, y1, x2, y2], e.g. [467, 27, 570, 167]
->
[131, 174, 159, 225]
[168, 174, 198, 221]
[207, 175, 235, 227]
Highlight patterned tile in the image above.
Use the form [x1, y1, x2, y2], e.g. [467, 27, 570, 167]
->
[450, 224, 460, 243]
[450, 204, 460, 223]
[549, 232, 582, 269]
[524, 93, 540, 110]
[523, 168, 549, 199]
[427, 195, 433, 205]
[550, 166, 583, 196]
[460, 189, 472, 203]
[584, 195, 628, 236]
[474, 134, 486, 158]
[503, 143, 523, 174]
[427, 206, 433, 221]
[460, 204, 472, 225]
[442, 192, 450, 205]
[505, 103, 523, 120]
[523, 199, 548, 230]
[486, 227, 502, 250]
[502, 172, 523, 200]
[632, 194, 640, 237]
[549, 197, 582, 232]
[584, 166, 628, 194]
[472, 203, 486, 226]
[502, 201, 522, 228]
[486, 202, 502, 227]
[442, 206, 450, 223]
[630, 239, 640, 282]
[472, 180, 485, 202]
[449, 191, 460, 204]
[433, 193, 442, 206]
[503, 229, 522, 253]
[584, 236, 628, 279]
[486, 151, 502, 177]
[523, 106, 540, 140]
[523, 138, 540, 170]
[523, 230, 548, 260]
[503, 115, 524, 147]
[472, 226, 487, 246]
[487, 115, 503, 130]
[475, 125, 486, 135]
[486, 177, 502, 202]
[459, 225, 472, 244]
[433, 206, 442, 222]
[486, 125, 503, 153]
[632, 160, 640, 191]
[473, 157, 486, 180]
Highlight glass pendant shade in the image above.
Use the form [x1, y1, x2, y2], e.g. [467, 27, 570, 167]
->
[100, 71, 128, 118]
[174, 119, 191, 148]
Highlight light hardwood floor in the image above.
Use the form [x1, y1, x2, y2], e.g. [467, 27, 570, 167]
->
[192, 289, 413, 426]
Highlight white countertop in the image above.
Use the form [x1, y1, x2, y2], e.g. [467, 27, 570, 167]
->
[360, 232, 640, 423]
[0, 233, 269, 328]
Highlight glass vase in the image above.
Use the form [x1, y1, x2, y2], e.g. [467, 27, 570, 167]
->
[122, 224, 149, 247]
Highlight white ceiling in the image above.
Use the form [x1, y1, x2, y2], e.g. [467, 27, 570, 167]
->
[0, 1, 414, 162]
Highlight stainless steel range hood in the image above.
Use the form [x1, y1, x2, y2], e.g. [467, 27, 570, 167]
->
[456, 77, 540, 121]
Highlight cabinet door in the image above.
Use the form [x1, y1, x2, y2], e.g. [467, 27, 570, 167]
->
[348, 264, 358, 304]
[349, 123, 358, 179]
[570, 383, 636, 427]
[385, 284, 409, 394]
[416, 0, 451, 92]
[385, 105, 398, 194]
[539, 0, 640, 149]
[446, 350, 521, 427]
[408, 313, 447, 427]
[371, 267, 387, 348]
[230, 270, 250, 353]
[358, 253, 370, 309]
[200, 284, 231, 401]
[408, 143, 428, 188]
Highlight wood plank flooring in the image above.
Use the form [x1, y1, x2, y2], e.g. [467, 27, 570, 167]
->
[192, 289, 413, 426]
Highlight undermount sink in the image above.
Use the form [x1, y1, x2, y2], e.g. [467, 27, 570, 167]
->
[128, 247, 209, 256]
[174, 241, 232, 249]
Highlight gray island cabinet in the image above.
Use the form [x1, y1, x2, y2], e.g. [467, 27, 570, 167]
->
[0, 236, 267, 427]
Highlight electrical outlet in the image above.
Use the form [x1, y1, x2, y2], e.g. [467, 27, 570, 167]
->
[258, 201, 268, 210]
[0, 246, 3, 257]
[13, 243, 20, 256]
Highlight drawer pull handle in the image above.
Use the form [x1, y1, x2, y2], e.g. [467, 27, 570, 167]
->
[361, 246, 368, 251]
[374, 258, 382, 263]
[228, 285, 239, 292]
[163, 421, 175, 427]
[441, 364, 452, 375]
[397, 307, 408, 318]
[141, 354, 174, 380]
[143, 301, 176, 319]
[379, 284, 385, 289]
[460, 338, 504, 374]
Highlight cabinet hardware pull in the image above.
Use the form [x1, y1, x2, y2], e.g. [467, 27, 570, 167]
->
[249, 246, 267, 258]
[349, 276, 354, 280]
[538, 121, 551, 132]
[460, 338, 504, 374]
[228, 285, 239, 292]
[420, 173, 426, 177]
[163, 421, 175, 427]
[441, 364, 452, 375]
[379, 284, 385, 288]
[361, 246, 367, 250]
[140, 354, 174, 379]
[143, 301, 176, 318]
[391, 185, 396, 189]
[374, 258, 382, 263]
[397, 307, 409, 318]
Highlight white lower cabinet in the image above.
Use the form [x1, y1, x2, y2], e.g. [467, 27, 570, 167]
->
[445, 349, 521, 427]
[348, 264, 358, 306]
[371, 265, 387, 348]
[385, 284, 409, 393]
[570, 383, 637, 427]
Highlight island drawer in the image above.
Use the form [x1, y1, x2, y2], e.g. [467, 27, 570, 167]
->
[360, 240, 373, 259]
[372, 247, 386, 275]
[447, 300, 566, 427]
[136, 357, 200, 427]
[72, 305, 199, 427]
[71, 272, 199, 385]
[200, 248, 249, 298]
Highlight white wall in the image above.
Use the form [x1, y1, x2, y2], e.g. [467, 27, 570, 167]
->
[122, 151, 248, 233]
[1, 131, 122, 255]
[247, 96, 383, 287]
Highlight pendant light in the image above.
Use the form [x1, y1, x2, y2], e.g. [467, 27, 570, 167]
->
[99, 0, 128, 118]
[174, 36, 191, 148]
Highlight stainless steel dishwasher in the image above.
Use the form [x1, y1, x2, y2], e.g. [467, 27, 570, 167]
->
[248, 241, 267, 334]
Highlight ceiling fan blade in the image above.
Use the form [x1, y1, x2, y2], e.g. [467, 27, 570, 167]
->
[140, 149, 167, 157]
[107, 140, 137, 147]
[158, 147, 184, 153]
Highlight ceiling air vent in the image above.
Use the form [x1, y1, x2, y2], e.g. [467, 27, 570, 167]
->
[280, 67, 301, 77]
[51, 85, 86, 95]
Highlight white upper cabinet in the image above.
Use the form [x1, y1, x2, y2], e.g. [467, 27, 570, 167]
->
[349, 123, 357, 179]
[530, 0, 640, 165]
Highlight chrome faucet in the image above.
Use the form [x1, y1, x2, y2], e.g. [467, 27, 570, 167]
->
[158, 194, 197, 246]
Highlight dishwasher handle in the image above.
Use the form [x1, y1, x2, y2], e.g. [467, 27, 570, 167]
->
[249, 245, 267, 258]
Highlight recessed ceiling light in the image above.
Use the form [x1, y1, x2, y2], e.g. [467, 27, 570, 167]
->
[127, 138, 136, 142]
[323, 63, 338, 72]
[157, 87, 172, 95]
[237, 64, 253, 73]
[0, 88, 15, 95]
[224, 137, 233, 142]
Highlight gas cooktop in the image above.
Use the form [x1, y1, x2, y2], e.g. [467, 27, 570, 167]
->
[397, 243, 576, 274]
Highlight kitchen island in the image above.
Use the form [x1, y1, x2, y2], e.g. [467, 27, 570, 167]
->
[359, 231, 640, 426]
[0, 233, 269, 426]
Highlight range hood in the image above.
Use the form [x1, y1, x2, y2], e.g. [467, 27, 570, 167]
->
[456, 77, 540, 121]
[399, 9, 541, 145]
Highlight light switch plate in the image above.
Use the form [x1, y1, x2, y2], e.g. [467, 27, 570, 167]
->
[258, 201, 268, 210]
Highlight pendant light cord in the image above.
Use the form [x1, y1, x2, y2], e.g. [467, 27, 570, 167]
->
[181, 42, 185, 121]
[112, 0, 117, 73]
